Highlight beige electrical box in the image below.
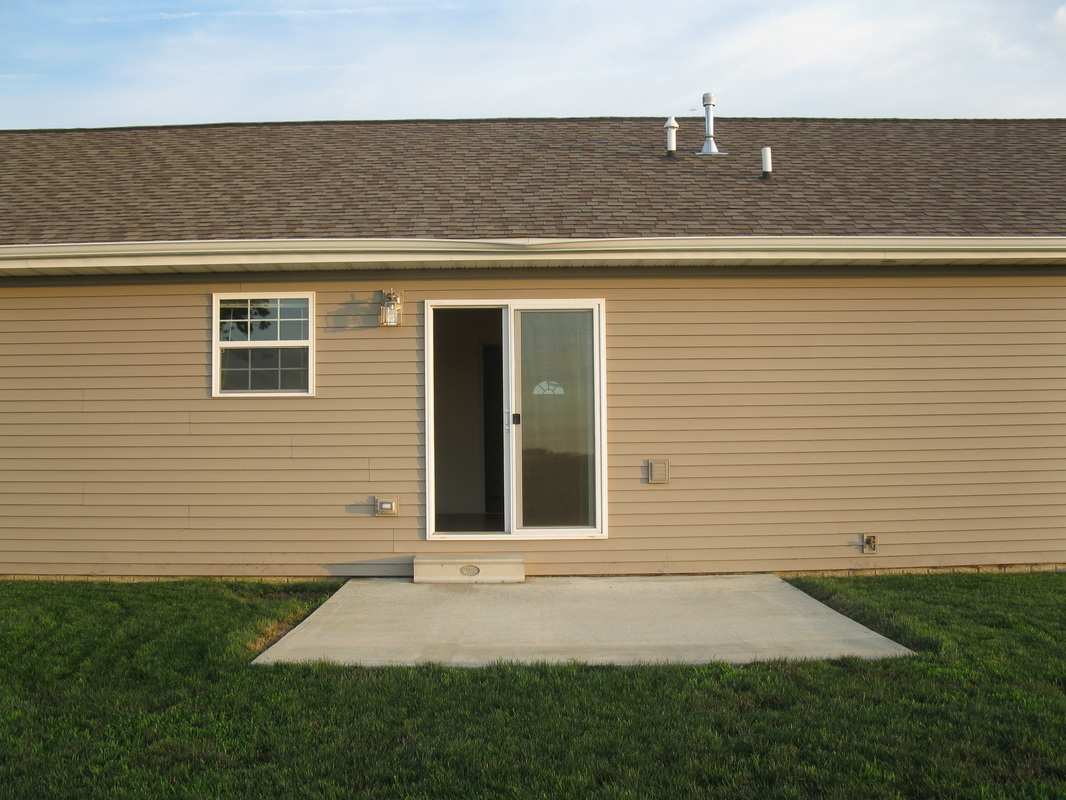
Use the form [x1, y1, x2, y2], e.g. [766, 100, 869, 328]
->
[375, 496, 398, 516]
[647, 459, 670, 484]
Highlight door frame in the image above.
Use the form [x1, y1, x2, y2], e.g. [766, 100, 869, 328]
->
[425, 298, 608, 540]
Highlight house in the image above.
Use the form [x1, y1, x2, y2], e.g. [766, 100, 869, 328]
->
[1, 114, 1065, 578]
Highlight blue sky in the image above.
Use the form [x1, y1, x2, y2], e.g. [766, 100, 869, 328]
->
[2, 0, 1065, 129]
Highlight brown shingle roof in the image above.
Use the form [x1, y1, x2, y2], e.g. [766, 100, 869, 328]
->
[1, 117, 1064, 245]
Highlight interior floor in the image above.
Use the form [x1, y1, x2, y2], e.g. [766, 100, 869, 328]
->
[434, 513, 506, 533]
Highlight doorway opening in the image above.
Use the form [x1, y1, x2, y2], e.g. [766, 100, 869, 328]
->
[427, 299, 607, 539]
[432, 307, 505, 532]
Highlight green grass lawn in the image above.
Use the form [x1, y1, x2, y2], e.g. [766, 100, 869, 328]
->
[1, 572, 1064, 800]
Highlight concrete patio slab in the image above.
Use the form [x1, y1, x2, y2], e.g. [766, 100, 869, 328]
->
[253, 574, 913, 667]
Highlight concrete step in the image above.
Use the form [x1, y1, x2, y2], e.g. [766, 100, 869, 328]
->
[413, 554, 525, 584]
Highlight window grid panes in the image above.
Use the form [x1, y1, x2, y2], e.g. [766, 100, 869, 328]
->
[219, 348, 310, 392]
[214, 295, 313, 396]
[219, 298, 310, 343]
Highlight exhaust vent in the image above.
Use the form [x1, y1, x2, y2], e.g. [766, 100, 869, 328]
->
[664, 116, 679, 157]
[696, 92, 727, 156]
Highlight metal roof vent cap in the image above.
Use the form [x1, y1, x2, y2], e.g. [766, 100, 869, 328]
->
[696, 92, 727, 156]
[664, 116, 679, 157]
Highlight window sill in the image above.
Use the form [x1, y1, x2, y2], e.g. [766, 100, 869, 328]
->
[427, 531, 608, 541]
[212, 391, 316, 398]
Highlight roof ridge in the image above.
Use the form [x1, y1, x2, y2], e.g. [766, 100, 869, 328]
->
[3, 116, 1064, 135]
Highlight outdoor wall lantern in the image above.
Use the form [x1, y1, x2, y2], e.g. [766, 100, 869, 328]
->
[379, 289, 403, 327]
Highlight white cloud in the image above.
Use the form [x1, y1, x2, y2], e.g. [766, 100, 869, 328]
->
[3, 0, 1065, 127]
[78, 5, 462, 24]
[1055, 5, 1066, 34]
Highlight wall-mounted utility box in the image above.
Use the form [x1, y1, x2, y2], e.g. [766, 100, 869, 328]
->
[413, 554, 525, 583]
[375, 496, 398, 516]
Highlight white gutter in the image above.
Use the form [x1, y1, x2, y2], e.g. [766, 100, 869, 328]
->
[1, 236, 1065, 277]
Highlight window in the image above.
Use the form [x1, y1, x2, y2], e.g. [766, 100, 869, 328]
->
[212, 293, 315, 396]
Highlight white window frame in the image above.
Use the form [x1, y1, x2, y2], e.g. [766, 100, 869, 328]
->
[211, 292, 316, 397]
[425, 298, 608, 540]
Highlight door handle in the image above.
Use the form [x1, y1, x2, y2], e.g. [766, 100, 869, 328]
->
[512, 413, 521, 424]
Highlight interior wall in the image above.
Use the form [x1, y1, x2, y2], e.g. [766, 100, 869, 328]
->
[432, 308, 501, 515]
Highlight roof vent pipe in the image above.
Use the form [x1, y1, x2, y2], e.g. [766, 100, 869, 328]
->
[761, 146, 773, 180]
[664, 116, 679, 157]
[696, 92, 726, 155]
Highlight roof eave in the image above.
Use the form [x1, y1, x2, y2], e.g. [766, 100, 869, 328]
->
[1, 236, 1065, 277]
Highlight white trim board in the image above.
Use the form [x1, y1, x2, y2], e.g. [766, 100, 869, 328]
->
[3, 236, 1066, 277]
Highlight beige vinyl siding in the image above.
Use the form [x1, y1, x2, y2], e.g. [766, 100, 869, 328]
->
[2, 268, 1065, 577]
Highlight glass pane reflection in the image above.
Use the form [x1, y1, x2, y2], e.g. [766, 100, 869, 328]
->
[518, 310, 595, 528]
[220, 347, 308, 393]
[219, 298, 308, 342]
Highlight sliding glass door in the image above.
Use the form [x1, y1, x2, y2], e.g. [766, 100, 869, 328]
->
[428, 300, 606, 538]
[514, 309, 597, 528]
